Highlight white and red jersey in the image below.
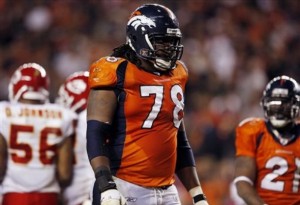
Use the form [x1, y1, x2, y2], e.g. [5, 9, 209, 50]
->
[0, 101, 76, 194]
[63, 110, 94, 205]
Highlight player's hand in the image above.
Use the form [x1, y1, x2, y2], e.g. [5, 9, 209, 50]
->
[101, 189, 126, 205]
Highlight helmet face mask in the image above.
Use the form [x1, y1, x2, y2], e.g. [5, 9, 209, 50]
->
[126, 4, 184, 71]
[261, 76, 300, 128]
[263, 97, 298, 127]
[139, 36, 183, 71]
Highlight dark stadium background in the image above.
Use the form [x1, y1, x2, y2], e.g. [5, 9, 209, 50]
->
[1, 0, 300, 204]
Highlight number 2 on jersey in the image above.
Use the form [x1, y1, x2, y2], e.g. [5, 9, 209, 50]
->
[261, 156, 300, 193]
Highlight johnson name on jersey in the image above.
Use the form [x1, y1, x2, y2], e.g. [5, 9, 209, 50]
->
[0, 101, 76, 193]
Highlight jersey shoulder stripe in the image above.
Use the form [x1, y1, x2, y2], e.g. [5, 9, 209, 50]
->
[238, 117, 263, 127]
[236, 117, 266, 140]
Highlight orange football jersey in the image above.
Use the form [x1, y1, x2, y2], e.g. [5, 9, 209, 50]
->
[89, 56, 188, 187]
[236, 117, 300, 205]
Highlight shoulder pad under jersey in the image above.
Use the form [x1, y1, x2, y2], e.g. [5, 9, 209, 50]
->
[238, 117, 264, 127]
[172, 61, 188, 82]
[177, 60, 188, 74]
[89, 56, 126, 89]
[236, 118, 265, 139]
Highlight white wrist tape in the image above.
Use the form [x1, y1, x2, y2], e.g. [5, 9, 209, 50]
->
[189, 186, 204, 197]
[233, 176, 253, 186]
[189, 186, 207, 204]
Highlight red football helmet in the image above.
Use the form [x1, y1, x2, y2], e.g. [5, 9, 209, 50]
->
[56, 71, 89, 113]
[8, 63, 49, 103]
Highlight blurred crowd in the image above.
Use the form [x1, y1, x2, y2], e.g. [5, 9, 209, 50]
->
[1, 0, 300, 204]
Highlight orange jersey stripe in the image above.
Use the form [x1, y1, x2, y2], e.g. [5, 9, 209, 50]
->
[236, 118, 300, 205]
[89, 57, 188, 187]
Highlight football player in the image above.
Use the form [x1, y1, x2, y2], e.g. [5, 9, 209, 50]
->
[233, 75, 300, 205]
[0, 63, 76, 205]
[56, 71, 94, 205]
[86, 3, 209, 205]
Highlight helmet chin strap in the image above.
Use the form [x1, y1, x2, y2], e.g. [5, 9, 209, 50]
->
[154, 59, 173, 71]
[270, 118, 291, 128]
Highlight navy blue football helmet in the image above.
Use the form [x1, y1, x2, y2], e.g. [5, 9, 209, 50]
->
[126, 4, 183, 71]
[261, 75, 300, 128]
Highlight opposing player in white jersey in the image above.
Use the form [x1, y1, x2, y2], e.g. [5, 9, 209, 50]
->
[0, 63, 76, 205]
[56, 71, 94, 205]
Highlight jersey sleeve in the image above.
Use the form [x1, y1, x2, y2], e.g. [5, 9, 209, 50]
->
[235, 117, 264, 158]
[89, 56, 126, 89]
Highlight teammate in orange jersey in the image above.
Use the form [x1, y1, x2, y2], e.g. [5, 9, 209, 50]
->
[86, 3, 209, 205]
[233, 75, 300, 205]
[56, 71, 94, 205]
[0, 63, 76, 205]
